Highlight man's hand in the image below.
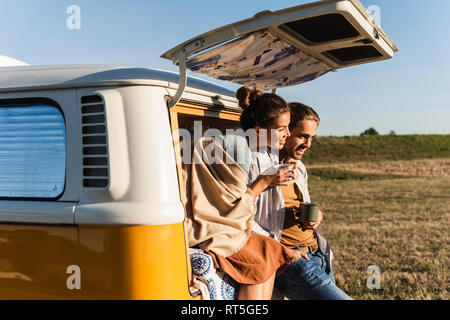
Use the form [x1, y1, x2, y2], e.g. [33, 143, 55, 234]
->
[300, 208, 323, 230]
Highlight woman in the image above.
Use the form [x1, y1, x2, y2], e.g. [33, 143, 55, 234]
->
[239, 87, 306, 242]
[185, 87, 303, 300]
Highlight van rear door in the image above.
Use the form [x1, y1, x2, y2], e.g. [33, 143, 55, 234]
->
[161, 0, 397, 91]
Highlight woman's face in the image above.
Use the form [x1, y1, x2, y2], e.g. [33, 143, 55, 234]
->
[257, 112, 291, 150]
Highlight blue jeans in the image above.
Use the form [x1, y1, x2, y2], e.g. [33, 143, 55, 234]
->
[274, 249, 352, 300]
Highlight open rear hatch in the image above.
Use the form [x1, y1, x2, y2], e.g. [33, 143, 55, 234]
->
[161, 0, 398, 106]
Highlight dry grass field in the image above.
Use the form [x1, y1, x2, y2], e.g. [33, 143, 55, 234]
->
[307, 158, 449, 300]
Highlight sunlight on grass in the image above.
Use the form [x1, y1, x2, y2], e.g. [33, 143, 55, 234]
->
[308, 168, 449, 300]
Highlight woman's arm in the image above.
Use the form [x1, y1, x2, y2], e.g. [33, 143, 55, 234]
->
[249, 176, 270, 201]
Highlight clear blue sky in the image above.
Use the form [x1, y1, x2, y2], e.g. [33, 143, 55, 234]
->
[1, 0, 449, 136]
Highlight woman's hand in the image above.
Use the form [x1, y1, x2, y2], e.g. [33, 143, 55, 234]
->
[249, 164, 297, 200]
[263, 164, 297, 188]
[289, 248, 310, 261]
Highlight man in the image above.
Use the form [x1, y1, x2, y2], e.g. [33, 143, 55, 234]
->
[273, 102, 352, 300]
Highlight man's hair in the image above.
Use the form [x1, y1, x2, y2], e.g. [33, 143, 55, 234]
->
[288, 102, 320, 131]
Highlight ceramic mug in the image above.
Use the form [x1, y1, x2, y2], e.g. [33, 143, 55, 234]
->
[300, 202, 320, 222]
[262, 163, 298, 184]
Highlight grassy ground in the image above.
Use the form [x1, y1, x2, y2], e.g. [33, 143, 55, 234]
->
[302, 134, 450, 164]
[308, 162, 449, 300]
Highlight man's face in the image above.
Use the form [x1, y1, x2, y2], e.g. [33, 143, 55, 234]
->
[284, 119, 318, 160]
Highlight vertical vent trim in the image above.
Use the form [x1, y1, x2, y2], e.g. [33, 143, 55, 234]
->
[81, 95, 109, 188]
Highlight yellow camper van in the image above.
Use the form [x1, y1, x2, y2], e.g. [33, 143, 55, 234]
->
[0, 0, 397, 299]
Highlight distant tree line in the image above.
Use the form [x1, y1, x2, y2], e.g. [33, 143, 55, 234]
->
[360, 127, 379, 136]
[360, 128, 397, 136]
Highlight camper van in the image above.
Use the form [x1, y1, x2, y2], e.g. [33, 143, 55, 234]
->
[0, 0, 397, 299]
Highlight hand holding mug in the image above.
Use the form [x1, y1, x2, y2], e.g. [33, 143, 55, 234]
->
[299, 203, 322, 230]
[262, 163, 298, 187]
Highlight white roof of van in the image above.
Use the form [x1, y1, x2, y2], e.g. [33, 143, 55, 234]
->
[0, 55, 28, 67]
[0, 65, 236, 98]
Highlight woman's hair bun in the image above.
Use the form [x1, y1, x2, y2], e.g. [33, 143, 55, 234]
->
[236, 86, 263, 108]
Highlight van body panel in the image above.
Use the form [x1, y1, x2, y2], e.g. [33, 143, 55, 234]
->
[0, 83, 196, 226]
[0, 223, 195, 299]
[0, 66, 236, 100]
[163, 0, 397, 62]
[0, 65, 245, 299]
[0, 224, 79, 299]
[162, 0, 397, 90]
[0, 77, 210, 298]
[0, 201, 76, 225]
[77, 223, 194, 299]
[165, 87, 239, 111]
[75, 86, 185, 225]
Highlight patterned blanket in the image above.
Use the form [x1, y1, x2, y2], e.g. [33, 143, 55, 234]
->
[189, 248, 237, 300]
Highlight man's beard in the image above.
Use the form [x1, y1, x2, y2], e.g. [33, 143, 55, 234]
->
[292, 145, 307, 160]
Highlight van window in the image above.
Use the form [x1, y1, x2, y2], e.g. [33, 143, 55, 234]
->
[0, 103, 66, 199]
[281, 14, 360, 43]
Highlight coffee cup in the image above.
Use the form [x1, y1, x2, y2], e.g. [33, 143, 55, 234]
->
[280, 163, 298, 184]
[300, 202, 320, 222]
[261, 163, 297, 184]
